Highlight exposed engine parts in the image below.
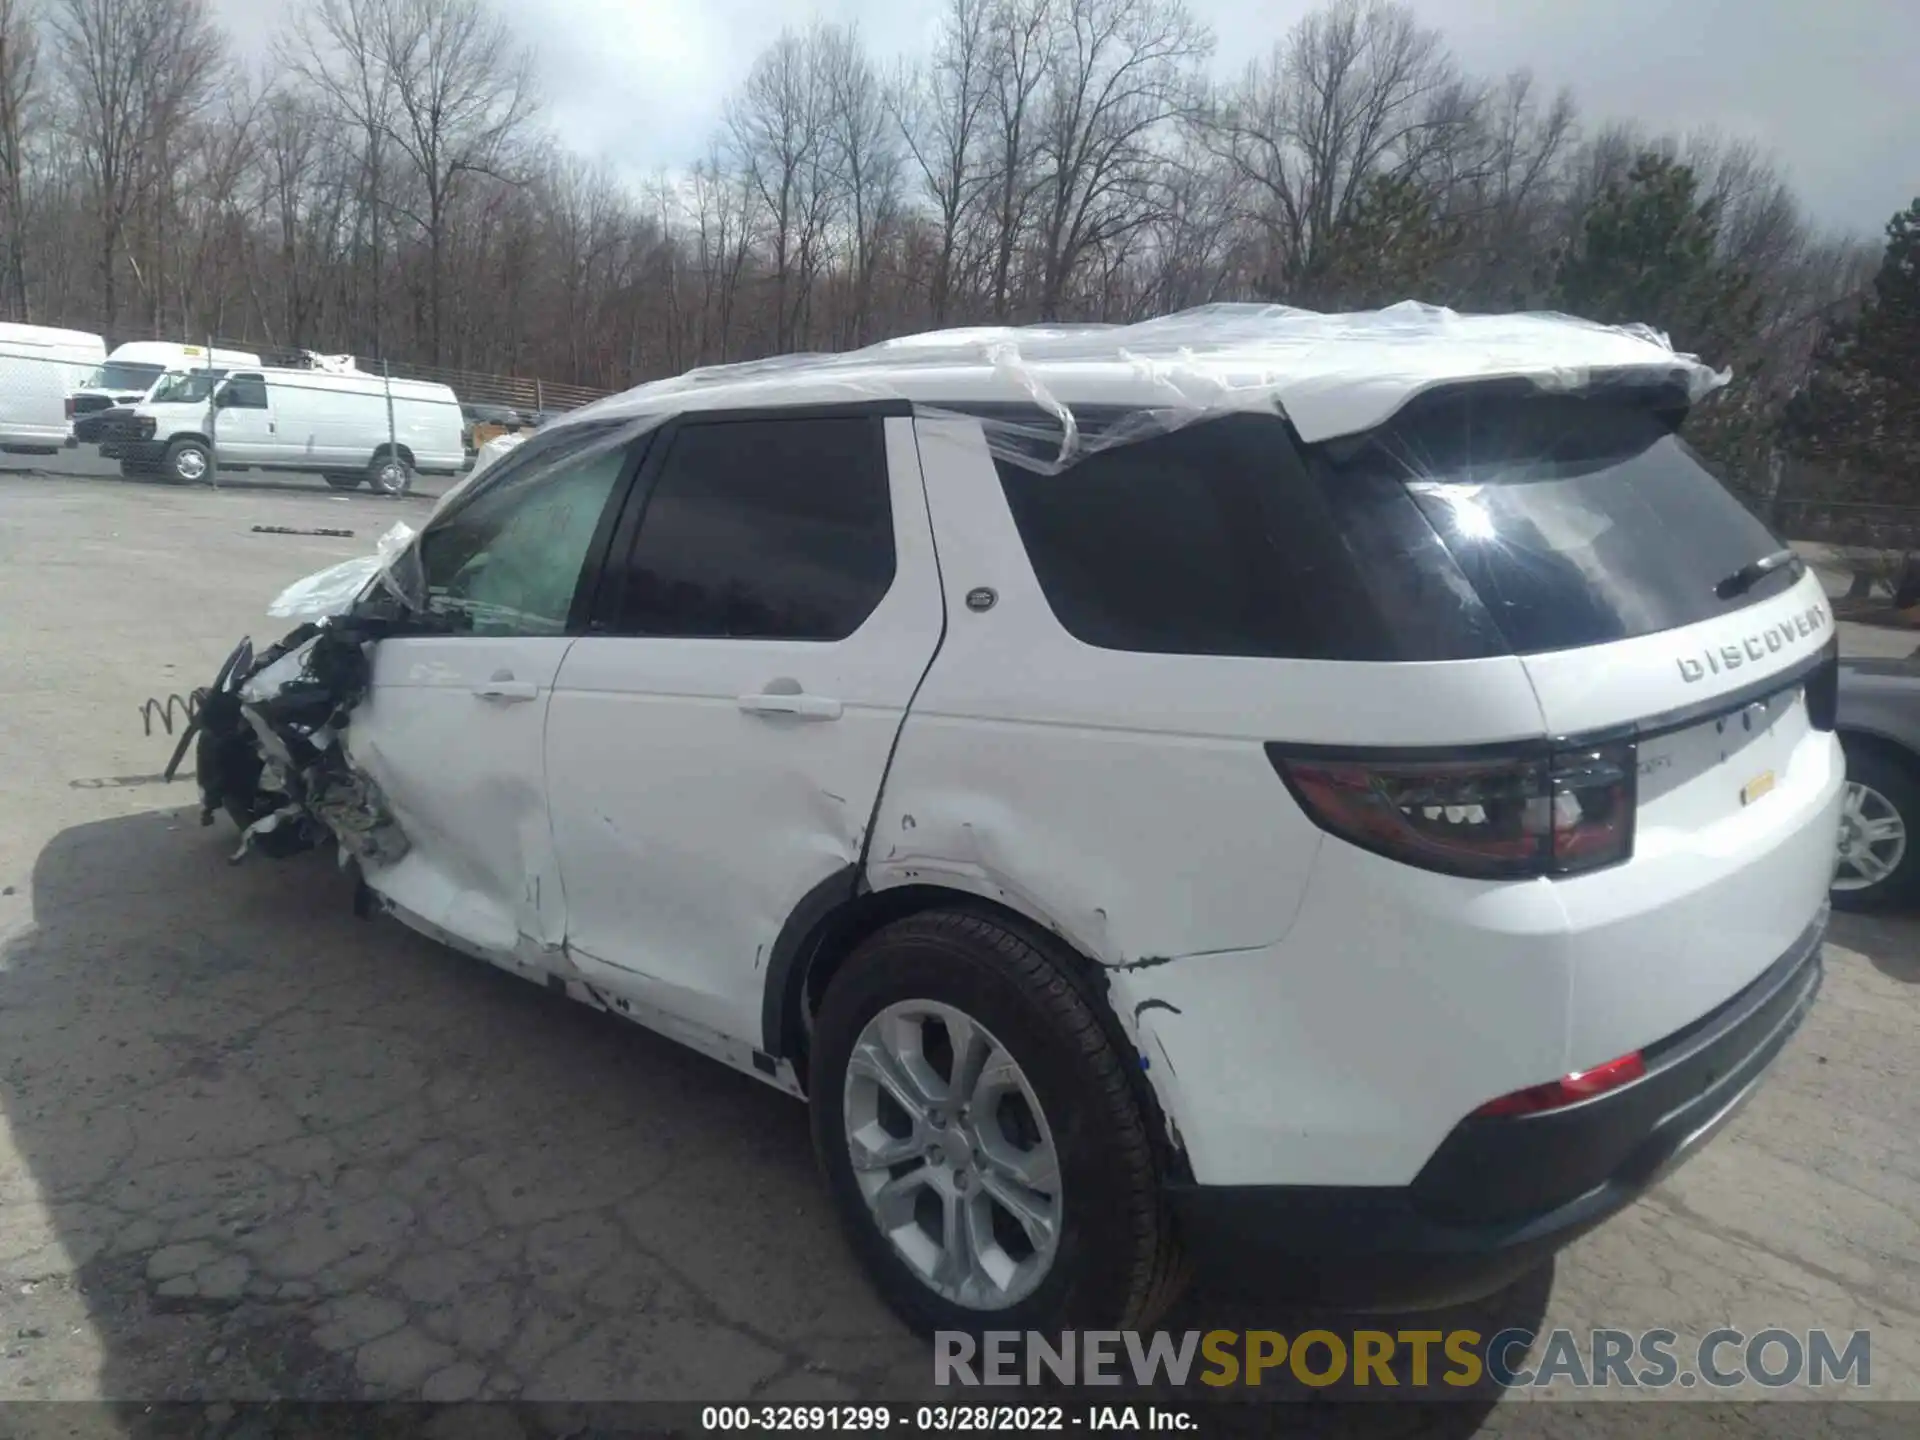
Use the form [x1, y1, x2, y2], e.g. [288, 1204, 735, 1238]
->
[164, 614, 408, 871]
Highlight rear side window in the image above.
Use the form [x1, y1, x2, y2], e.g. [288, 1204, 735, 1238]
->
[612, 416, 895, 641]
[222, 374, 269, 409]
[1331, 390, 1792, 655]
[992, 411, 1505, 661]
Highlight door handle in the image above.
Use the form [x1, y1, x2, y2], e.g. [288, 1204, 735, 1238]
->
[473, 671, 539, 703]
[738, 690, 843, 720]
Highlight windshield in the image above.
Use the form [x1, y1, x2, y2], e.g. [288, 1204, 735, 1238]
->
[148, 369, 225, 405]
[84, 361, 165, 393]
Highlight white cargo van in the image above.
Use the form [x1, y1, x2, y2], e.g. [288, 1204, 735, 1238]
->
[0, 322, 107, 453]
[67, 342, 261, 428]
[95, 365, 464, 492]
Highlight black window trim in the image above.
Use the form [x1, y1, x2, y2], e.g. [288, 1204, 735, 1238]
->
[588, 402, 907, 641]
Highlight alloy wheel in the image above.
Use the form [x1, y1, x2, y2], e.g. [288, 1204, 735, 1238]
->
[1834, 779, 1907, 891]
[841, 1000, 1063, 1310]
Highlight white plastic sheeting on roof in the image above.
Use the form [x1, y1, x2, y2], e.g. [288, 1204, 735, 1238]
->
[556, 301, 1729, 472]
[273, 303, 1730, 622]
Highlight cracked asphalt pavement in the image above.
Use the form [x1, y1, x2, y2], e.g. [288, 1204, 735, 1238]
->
[0, 471, 1916, 1423]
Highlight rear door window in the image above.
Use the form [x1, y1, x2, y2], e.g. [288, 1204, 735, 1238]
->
[1327, 390, 1794, 655]
[608, 415, 896, 641]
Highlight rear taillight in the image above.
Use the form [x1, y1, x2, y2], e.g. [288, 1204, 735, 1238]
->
[1806, 637, 1838, 731]
[63, 396, 74, 419]
[1268, 740, 1636, 879]
[1472, 1050, 1646, 1117]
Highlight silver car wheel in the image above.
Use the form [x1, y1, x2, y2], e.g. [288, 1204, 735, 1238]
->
[842, 1000, 1063, 1310]
[173, 446, 208, 482]
[1834, 779, 1907, 891]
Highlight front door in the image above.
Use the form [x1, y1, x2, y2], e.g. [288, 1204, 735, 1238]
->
[544, 410, 946, 1046]
[346, 423, 641, 959]
[212, 372, 275, 464]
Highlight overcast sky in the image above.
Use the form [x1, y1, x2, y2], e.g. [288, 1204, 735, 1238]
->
[211, 0, 1918, 238]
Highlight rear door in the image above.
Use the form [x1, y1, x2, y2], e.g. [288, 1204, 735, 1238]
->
[346, 423, 641, 959]
[543, 408, 944, 1049]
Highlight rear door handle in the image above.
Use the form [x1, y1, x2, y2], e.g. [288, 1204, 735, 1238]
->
[473, 672, 539, 703]
[738, 691, 843, 720]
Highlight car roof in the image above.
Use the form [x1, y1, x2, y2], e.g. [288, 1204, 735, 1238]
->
[550, 301, 1726, 448]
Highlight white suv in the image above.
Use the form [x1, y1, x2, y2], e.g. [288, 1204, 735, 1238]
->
[183, 306, 1841, 1336]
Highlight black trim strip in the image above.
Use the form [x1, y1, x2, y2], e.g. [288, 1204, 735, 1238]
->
[1265, 638, 1834, 767]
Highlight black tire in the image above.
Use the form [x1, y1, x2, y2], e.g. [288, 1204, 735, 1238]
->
[367, 450, 412, 496]
[810, 909, 1186, 1338]
[161, 437, 212, 485]
[324, 473, 363, 491]
[1833, 739, 1920, 911]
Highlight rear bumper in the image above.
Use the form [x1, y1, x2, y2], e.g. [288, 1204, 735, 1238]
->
[1169, 906, 1825, 1311]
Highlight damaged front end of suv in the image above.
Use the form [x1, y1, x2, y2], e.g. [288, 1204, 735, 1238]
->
[166, 523, 420, 879]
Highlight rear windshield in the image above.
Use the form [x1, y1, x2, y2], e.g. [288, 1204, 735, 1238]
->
[1330, 389, 1794, 655]
[988, 395, 1791, 662]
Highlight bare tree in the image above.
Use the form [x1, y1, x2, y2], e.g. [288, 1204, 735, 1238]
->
[1030, 0, 1210, 317]
[0, 0, 39, 317]
[1208, 0, 1463, 299]
[820, 26, 902, 346]
[729, 27, 839, 350]
[277, 0, 403, 354]
[892, 0, 997, 323]
[52, 0, 223, 336]
[983, 0, 1055, 318]
[377, 0, 537, 363]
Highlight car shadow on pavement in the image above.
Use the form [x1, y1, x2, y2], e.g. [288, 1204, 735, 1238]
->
[1828, 910, 1920, 983]
[0, 809, 1535, 1430]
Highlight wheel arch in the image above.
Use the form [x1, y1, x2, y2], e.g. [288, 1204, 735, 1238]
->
[1837, 725, 1920, 774]
[762, 873, 1187, 1174]
[371, 441, 417, 467]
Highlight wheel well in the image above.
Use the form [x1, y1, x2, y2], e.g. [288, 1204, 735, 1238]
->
[166, 433, 211, 451]
[776, 882, 1190, 1178]
[371, 442, 416, 467]
[784, 886, 1111, 1075]
[1838, 728, 1920, 776]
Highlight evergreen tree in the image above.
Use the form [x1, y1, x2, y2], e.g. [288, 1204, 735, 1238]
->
[1552, 151, 1761, 364]
[1786, 197, 1920, 502]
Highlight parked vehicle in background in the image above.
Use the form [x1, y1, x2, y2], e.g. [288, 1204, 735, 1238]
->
[93, 365, 462, 492]
[0, 322, 106, 453]
[1832, 654, 1920, 909]
[461, 401, 527, 457]
[67, 342, 261, 427]
[73, 369, 236, 446]
[185, 307, 1840, 1336]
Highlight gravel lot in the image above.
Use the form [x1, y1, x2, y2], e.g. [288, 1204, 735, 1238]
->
[0, 470, 1915, 1430]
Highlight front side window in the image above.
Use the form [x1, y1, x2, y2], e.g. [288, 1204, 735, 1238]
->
[612, 415, 896, 641]
[417, 430, 634, 636]
[149, 369, 227, 405]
